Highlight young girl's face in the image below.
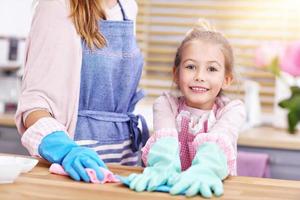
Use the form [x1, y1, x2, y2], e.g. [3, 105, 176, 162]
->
[175, 40, 232, 110]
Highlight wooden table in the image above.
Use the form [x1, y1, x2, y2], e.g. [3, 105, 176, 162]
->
[1, 155, 300, 200]
[0, 114, 15, 127]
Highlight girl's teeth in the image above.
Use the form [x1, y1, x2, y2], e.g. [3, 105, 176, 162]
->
[191, 87, 207, 91]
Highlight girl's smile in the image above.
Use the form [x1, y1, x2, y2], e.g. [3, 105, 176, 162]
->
[175, 40, 232, 110]
[189, 86, 209, 93]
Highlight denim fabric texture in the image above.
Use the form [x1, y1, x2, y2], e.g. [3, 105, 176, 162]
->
[74, 1, 148, 166]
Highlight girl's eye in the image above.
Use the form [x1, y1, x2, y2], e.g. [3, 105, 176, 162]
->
[185, 64, 196, 70]
[208, 66, 218, 72]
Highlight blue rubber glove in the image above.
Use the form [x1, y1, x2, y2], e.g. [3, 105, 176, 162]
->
[169, 142, 228, 198]
[127, 137, 181, 192]
[38, 131, 106, 182]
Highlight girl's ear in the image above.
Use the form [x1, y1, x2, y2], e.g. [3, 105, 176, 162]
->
[222, 74, 233, 90]
[173, 66, 179, 84]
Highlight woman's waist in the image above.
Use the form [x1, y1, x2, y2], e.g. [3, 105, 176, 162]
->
[77, 109, 138, 122]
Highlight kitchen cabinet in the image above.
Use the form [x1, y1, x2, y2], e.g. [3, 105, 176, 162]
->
[0, 126, 28, 155]
[0, 114, 28, 155]
[238, 126, 300, 180]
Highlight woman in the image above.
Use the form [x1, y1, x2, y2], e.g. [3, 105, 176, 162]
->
[15, 0, 148, 182]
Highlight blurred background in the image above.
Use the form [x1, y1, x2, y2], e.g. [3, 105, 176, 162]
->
[136, 0, 300, 122]
[0, 0, 299, 180]
[0, 0, 31, 113]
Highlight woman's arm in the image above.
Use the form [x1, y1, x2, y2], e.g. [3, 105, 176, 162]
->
[15, 0, 81, 156]
[15, 0, 81, 136]
[24, 110, 52, 129]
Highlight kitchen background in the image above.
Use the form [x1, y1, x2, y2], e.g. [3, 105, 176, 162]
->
[0, 0, 32, 155]
[0, 0, 300, 180]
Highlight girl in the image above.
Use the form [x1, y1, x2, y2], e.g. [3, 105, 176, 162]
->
[15, 0, 148, 183]
[126, 21, 246, 198]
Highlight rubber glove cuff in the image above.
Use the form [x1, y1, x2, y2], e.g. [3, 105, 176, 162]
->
[38, 131, 77, 164]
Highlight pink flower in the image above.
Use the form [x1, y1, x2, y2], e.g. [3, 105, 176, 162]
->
[255, 42, 283, 68]
[279, 41, 300, 77]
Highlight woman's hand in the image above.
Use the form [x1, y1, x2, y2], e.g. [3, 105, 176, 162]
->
[39, 131, 106, 182]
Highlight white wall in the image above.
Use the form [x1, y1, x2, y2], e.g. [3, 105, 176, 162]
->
[0, 0, 33, 37]
[0, 0, 33, 68]
[0, 0, 33, 107]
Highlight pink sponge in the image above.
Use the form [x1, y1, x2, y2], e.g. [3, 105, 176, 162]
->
[49, 163, 120, 183]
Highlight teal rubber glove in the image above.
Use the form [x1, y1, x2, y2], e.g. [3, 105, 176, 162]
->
[128, 137, 181, 192]
[169, 142, 228, 198]
[38, 131, 106, 182]
[119, 175, 185, 195]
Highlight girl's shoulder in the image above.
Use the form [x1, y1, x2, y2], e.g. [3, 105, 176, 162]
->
[153, 92, 181, 114]
[217, 95, 245, 107]
[154, 92, 180, 105]
[215, 95, 246, 118]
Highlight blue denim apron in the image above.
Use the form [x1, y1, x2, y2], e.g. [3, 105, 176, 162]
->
[74, 1, 149, 166]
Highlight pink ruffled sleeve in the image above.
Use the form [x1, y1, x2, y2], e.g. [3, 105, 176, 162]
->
[141, 129, 178, 166]
[141, 92, 180, 165]
[153, 92, 179, 132]
[192, 99, 246, 176]
[21, 117, 67, 156]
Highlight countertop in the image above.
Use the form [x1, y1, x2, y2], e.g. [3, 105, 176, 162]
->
[238, 126, 300, 150]
[1, 114, 300, 150]
[0, 113, 15, 127]
[1, 154, 300, 200]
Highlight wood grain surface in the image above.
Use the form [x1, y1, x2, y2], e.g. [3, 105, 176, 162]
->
[0, 154, 300, 200]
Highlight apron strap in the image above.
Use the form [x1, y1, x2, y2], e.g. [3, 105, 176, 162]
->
[78, 109, 149, 152]
[78, 110, 129, 122]
[117, 0, 129, 21]
[128, 113, 149, 152]
[127, 89, 149, 151]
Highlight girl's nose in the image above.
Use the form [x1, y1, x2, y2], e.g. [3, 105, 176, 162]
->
[194, 69, 205, 82]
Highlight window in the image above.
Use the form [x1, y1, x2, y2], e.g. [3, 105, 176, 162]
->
[136, 0, 300, 116]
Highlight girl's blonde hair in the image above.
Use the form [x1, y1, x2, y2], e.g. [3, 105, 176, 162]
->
[174, 19, 234, 78]
[69, 0, 107, 49]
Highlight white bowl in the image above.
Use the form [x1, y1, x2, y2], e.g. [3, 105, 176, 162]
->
[15, 157, 39, 173]
[0, 156, 39, 184]
[0, 156, 22, 184]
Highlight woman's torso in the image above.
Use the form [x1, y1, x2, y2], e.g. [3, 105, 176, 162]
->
[74, 0, 148, 166]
